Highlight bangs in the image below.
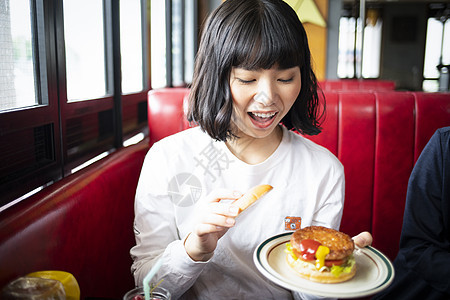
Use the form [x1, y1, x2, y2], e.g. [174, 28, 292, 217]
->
[230, 7, 304, 70]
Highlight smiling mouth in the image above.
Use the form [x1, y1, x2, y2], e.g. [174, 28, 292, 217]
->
[248, 112, 278, 128]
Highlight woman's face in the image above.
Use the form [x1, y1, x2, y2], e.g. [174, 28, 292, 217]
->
[229, 65, 301, 140]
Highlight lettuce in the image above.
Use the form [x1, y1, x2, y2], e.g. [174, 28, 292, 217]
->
[330, 255, 355, 277]
[285, 242, 298, 260]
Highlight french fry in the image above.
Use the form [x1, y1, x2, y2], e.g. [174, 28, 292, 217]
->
[234, 184, 273, 214]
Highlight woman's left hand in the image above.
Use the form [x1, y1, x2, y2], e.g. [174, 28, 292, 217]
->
[352, 231, 373, 248]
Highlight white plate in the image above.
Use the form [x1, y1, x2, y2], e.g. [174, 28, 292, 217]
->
[254, 232, 395, 299]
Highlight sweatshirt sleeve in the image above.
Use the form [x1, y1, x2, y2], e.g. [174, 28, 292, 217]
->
[399, 128, 450, 294]
[130, 142, 207, 298]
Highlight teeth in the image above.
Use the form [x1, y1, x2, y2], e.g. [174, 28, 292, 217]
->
[252, 112, 276, 118]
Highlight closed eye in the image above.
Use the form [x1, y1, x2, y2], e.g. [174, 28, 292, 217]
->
[237, 78, 256, 84]
[278, 77, 294, 83]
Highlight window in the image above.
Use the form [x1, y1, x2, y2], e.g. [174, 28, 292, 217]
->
[362, 10, 382, 78]
[423, 14, 450, 92]
[338, 6, 382, 79]
[150, 0, 197, 88]
[172, 0, 184, 86]
[63, 0, 107, 101]
[120, 0, 144, 94]
[1, 0, 59, 207]
[0, 0, 149, 208]
[338, 17, 357, 78]
[184, 0, 196, 84]
[1, 0, 37, 110]
[150, 0, 167, 88]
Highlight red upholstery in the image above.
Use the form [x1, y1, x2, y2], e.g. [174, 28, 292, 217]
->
[319, 79, 396, 91]
[414, 92, 450, 162]
[148, 87, 190, 146]
[0, 139, 149, 299]
[371, 92, 416, 257]
[308, 92, 339, 156]
[337, 92, 377, 239]
[146, 88, 450, 261]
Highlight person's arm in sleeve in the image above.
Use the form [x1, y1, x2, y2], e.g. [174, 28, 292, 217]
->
[130, 142, 242, 299]
[398, 128, 450, 294]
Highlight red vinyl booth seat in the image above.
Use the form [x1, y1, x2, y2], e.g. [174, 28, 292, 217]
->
[147, 88, 450, 261]
[0, 140, 149, 299]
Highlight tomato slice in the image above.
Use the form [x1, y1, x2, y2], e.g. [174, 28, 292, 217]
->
[324, 259, 345, 267]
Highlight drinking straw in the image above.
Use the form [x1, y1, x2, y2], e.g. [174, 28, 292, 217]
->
[143, 257, 163, 300]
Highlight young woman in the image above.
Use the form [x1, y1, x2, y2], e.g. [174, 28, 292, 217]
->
[131, 1, 372, 299]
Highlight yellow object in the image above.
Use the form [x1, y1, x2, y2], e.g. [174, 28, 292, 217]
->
[27, 271, 80, 300]
[285, 242, 298, 260]
[315, 245, 330, 270]
[284, 0, 327, 27]
[284, 0, 328, 81]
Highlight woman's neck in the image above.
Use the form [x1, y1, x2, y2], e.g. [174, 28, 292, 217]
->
[225, 125, 283, 165]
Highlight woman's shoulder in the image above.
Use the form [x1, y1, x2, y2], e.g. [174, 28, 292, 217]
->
[286, 130, 342, 166]
[151, 127, 212, 153]
[286, 130, 333, 153]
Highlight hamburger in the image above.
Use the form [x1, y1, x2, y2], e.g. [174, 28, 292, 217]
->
[285, 226, 356, 283]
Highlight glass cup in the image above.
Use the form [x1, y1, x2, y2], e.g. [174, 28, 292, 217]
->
[1, 276, 66, 299]
[123, 286, 171, 300]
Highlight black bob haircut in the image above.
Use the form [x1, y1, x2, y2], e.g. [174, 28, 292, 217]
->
[187, 0, 324, 141]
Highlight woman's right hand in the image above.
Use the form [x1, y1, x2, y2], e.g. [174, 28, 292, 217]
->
[184, 189, 242, 262]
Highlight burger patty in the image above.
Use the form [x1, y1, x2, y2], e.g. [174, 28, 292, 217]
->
[290, 226, 354, 260]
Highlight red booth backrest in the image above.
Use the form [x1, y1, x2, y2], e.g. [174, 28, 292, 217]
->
[319, 79, 396, 91]
[147, 88, 450, 261]
[414, 92, 450, 161]
[308, 91, 418, 259]
[148, 87, 190, 147]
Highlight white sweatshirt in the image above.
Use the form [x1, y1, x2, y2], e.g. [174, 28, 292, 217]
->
[131, 126, 344, 299]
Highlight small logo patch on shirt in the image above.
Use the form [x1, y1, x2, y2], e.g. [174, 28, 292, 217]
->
[285, 216, 302, 230]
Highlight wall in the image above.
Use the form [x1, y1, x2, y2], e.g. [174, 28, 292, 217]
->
[379, 2, 428, 90]
[303, 0, 329, 81]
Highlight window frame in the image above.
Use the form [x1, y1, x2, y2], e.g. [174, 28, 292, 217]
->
[0, 0, 62, 206]
[337, 3, 383, 79]
[422, 3, 450, 92]
[150, 0, 198, 88]
[0, 0, 150, 207]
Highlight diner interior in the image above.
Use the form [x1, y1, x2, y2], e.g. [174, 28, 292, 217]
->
[1, 0, 450, 299]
